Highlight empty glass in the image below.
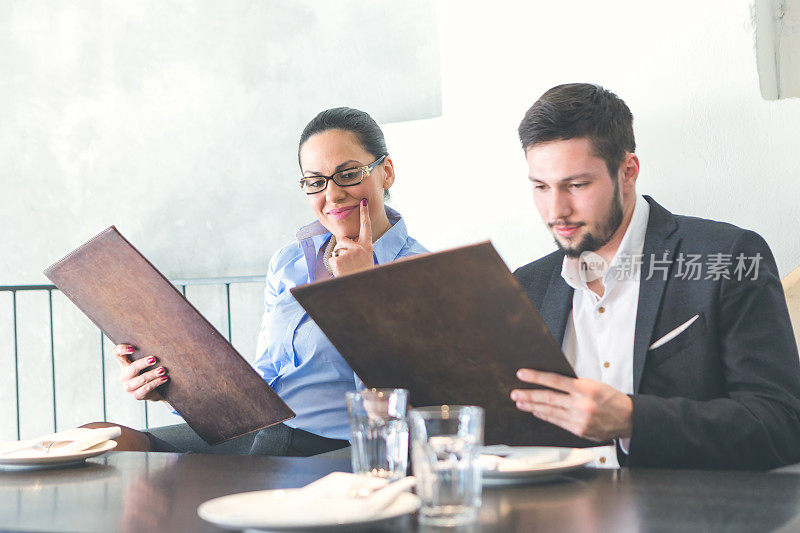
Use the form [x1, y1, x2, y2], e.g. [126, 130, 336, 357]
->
[409, 405, 484, 526]
[346, 388, 409, 481]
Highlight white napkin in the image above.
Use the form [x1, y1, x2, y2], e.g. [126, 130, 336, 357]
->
[0, 427, 121, 458]
[302, 471, 390, 496]
[272, 473, 415, 520]
[480, 447, 561, 471]
[198, 473, 416, 528]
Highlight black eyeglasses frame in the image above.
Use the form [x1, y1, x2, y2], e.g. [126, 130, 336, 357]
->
[299, 154, 387, 195]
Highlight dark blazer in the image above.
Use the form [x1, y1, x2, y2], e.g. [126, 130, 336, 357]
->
[514, 196, 800, 469]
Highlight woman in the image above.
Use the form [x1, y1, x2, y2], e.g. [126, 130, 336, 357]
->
[105, 108, 427, 456]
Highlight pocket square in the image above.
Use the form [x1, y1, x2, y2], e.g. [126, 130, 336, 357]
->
[649, 314, 700, 350]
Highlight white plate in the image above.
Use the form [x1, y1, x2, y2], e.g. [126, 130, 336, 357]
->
[0, 440, 117, 471]
[198, 488, 420, 531]
[481, 447, 594, 486]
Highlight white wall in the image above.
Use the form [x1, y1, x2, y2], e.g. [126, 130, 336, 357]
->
[387, 0, 800, 277]
[0, 0, 440, 286]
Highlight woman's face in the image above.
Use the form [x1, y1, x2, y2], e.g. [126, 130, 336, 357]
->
[299, 129, 394, 241]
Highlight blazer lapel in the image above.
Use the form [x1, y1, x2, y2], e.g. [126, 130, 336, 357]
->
[540, 259, 573, 347]
[633, 196, 680, 392]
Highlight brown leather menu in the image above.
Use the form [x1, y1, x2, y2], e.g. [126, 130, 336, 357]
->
[44, 226, 294, 445]
[291, 241, 598, 448]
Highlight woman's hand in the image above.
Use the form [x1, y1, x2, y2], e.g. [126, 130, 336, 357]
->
[114, 344, 169, 402]
[329, 198, 375, 276]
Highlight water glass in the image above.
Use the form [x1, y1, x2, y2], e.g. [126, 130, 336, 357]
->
[346, 388, 409, 481]
[409, 405, 484, 526]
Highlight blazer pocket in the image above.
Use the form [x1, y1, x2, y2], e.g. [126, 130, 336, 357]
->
[647, 313, 707, 365]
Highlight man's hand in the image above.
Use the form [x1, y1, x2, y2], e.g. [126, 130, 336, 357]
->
[510, 368, 633, 442]
[329, 198, 375, 276]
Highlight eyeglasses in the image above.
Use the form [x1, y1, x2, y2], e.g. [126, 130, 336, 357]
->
[299, 155, 387, 195]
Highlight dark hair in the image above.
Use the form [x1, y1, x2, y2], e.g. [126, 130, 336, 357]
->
[298, 107, 388, 167]
[518, 83, 635, 177]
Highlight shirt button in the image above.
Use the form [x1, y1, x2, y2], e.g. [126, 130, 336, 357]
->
[598, 306, 606, 314]
[604, 361, 610, 368]
[599, 457, 607, 464]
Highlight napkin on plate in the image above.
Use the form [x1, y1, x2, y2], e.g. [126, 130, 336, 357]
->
[198, 472, 417, 528]
[274, 472, 415, 519]
[480, 447, 562, 471]
[0, 426, 121, 458]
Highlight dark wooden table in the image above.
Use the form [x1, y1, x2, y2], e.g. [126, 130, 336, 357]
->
[3, 451, 800, 532]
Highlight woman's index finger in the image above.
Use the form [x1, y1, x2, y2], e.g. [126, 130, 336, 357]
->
[359, 198, 372, 245]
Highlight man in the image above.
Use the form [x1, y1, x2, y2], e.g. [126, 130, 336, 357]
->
[510, 83, 800, 469]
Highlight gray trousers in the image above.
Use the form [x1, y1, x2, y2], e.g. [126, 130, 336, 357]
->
[146, 422, 350, 456]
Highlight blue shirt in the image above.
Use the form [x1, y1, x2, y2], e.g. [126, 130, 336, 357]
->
[253, 207, 427, 440]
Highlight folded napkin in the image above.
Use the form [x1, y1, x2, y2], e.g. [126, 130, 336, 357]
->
[302, 471, 393, 496]
[198, 472, 417, 528]
[263, 472, 416, 521]
[480, 446, 561, 472]
[0, 426, 121, 458]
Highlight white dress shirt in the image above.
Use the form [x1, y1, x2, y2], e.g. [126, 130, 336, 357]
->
[561, 194, 650, 468]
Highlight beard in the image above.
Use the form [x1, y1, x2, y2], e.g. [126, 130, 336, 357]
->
[554, 183, 624, 258]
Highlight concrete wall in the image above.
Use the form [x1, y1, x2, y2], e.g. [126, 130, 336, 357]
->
[0, 0, 441, 286]
[4, 0, 800, 440]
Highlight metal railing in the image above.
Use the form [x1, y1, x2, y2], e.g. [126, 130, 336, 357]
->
[0, 275, 264, 440]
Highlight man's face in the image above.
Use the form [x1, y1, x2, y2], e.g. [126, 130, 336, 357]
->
[526, 137, 623, 258]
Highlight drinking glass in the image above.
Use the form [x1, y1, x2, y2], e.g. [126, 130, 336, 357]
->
[346, 388, 409, 481]
[409, 405, 484, 526]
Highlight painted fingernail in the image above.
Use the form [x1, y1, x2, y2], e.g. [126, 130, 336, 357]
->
[160, 376, 169, 382]
[147, 356, 156, 365]
[361, 198, 367, 206]
[126, 347, 135, 354]
[157, 367, 166, 375]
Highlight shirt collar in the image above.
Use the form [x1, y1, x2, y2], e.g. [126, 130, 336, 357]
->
[295, 205, 408, 266]
[561, 194, 650, 291]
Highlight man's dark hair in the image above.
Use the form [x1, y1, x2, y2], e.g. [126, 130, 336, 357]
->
[518, 83, 635, 177]
[298, 107, 388, 168]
